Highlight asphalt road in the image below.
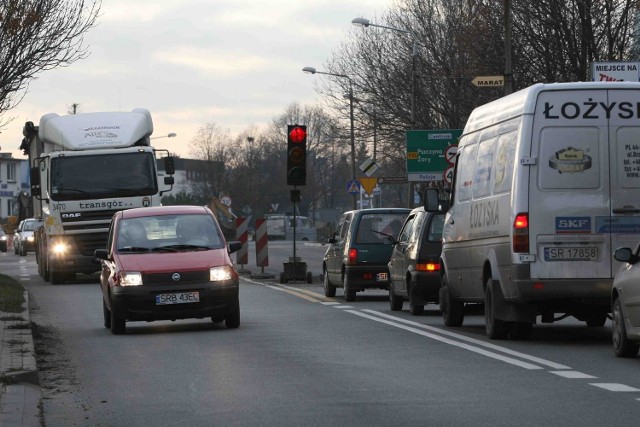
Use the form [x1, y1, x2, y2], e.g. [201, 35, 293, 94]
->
[2, 248, 640, 426]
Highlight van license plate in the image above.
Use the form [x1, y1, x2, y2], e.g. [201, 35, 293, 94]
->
[156, 291, 200, 305]
[544, 247, 597, 261]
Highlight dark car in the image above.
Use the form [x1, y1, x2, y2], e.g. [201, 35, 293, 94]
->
[323, 208, 411, 301]
[94, 205, 242, 334]
[611, 246, 640, 358]
[14, 218, 42, 256]
[388, 200, 446, 315]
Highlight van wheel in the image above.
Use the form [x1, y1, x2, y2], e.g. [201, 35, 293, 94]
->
[485, 279, 508, 339]
[389, 283, 403, 311]
[612, 297, 639, 358]
[323, 269, 336, 297]
[343, 275, 356, 302]
[440, 275, 463, 326]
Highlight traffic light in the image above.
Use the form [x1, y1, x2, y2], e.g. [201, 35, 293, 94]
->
[287, 124, 307, 186]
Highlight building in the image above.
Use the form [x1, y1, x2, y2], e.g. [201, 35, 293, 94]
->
[0, 153, 29, 220]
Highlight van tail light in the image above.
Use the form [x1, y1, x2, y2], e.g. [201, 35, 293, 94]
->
[416, 262, 440, 272]
[513, 213, 529, 253]
[348, 248, 358, 265]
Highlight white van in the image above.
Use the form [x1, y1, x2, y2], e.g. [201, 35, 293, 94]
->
[441, 81, 640, 339]
[266, 215, 317, 241]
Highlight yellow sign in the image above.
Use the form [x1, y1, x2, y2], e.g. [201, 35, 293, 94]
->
[359, 177, 378, 195]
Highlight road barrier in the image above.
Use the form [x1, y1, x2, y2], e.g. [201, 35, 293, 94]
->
[235, 217, 249, 267]
[255, 219, 269, 267]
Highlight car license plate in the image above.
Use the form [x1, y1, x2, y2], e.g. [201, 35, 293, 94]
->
[155, 291, 200, 305]
[376, 272, 388, 282]
[543, 247, 598, 261]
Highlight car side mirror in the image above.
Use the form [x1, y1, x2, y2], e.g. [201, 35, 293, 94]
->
[614, 247, 637, 264]
[228, 241, 242, 254]
[94, 249, 109, 261]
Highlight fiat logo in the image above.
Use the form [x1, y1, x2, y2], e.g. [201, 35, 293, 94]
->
[172, 273, 181, 281]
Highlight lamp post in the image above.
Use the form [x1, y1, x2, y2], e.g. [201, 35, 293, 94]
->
[352, 17, 418, 129]
[302, 66, 357, 209]
[150, 132, 177, 140]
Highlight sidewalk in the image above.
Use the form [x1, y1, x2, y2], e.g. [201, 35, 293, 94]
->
[0, 292, 41, 426]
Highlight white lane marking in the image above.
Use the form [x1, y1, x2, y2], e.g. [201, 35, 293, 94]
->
[333, 305, 354, 309]
[346, 310, 543, 370]
[321, 302, 340, 306]
[361, 309, 571, 370]
[550, 371, 597, 379]
[590, 383, 640, 392]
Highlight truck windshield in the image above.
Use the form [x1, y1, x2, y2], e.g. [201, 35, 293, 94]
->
[50, 152, 157, 201]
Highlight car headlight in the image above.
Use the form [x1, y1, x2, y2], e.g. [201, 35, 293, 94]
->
[119, 272, 143, 287]
[27, 236, 34, 242]
[210, 266, 235, 282]
[0, 236, 6, 241]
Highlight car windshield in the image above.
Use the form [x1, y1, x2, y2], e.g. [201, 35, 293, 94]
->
[23, 220, 41, 231]
[355, 212, 409, 244]
[116, 214, 225, 253]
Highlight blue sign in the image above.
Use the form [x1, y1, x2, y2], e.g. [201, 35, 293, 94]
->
[346, 180, 361, 194]
[555, 217, 591, 233]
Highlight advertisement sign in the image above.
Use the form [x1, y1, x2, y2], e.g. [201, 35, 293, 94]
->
[591, 61, 640, 82]
[406, 129, 462, 182]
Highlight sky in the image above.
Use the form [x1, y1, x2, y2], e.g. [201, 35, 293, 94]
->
[0, 0, 391, 160]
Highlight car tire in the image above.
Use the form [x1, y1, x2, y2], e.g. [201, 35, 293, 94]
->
[306, 271, 313, 284]
[612, 297, 639, 358]
[343, 274, 356, 302]
[225, 299, 241, 329]
[485, 279, 508, 339]
[323, 269, 336, 297]
[408, 282, 424, 315]
[389, 282, 403, 311]
[440, 275, 464, 327]
[103, 299, 111, 329]
[110, 305, 126, 335]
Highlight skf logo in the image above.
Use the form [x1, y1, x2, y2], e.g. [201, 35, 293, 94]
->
[61, 213, 82, 219]
[556, 217, 591, 233]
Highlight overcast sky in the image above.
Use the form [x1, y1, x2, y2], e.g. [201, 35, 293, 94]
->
[0, 0, 390, 160]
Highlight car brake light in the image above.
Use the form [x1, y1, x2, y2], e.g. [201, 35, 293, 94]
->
[513, 212, 529, 253]
[348, 248, 358, 264]
[416, 263, 440, 272]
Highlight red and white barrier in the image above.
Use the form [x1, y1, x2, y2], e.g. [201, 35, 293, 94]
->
[235, 217, 248, 265]
[254, 219, 269, 267]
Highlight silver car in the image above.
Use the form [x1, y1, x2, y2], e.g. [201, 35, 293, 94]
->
[611, 247, 640, 358]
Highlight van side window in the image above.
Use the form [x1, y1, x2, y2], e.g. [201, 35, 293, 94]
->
[493, 131, 517, 194]
[473, 137, 497, 198]
[456, 144, 477, 202]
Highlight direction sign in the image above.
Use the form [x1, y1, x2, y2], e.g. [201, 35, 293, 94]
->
[471, 75, 504, 87]
[406, 129, 462, 182]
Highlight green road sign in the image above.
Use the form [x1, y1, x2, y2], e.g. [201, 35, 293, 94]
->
[406, 129, 462, 181]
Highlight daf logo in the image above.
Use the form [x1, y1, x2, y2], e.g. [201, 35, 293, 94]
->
[172, 273, 181, 282]
[61, 213, 82, 218]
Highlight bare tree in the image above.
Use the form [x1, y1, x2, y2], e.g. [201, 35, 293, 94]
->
[188, 122, 231, 202]
[0, 0, 101, 129]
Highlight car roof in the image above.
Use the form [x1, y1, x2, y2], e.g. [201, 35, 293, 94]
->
[352, 208, 412, 215]
[120, 205, 210, 219]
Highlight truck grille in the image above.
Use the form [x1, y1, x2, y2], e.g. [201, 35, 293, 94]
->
[73, 232, 109, 256]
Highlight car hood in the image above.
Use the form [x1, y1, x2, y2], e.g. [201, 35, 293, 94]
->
[115, 250, 230, 272]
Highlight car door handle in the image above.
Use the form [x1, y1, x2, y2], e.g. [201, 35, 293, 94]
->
[449, 218, 454, 224]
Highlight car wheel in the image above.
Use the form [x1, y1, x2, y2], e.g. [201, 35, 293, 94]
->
[225, 299, 241, 329]
[408, 282, 424, 315]
[103, 299, 111, 329]
[110, 305, 126, 335]
[440, 275, 464, 326]
[485, 279, 508, 339]
[323, 269, 336, 297]
[612, 297, 639, 358]
[306, 271, 313, 284]
[586, 313, 607, 327]
[343, 274, 356, 302]
[510, 322, 533, 340]
[389, 282, 403, 311]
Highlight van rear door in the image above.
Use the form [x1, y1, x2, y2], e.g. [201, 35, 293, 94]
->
[529, 88, 640, 279]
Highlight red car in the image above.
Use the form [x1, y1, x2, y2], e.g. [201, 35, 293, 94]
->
[95, 205, 242, 334]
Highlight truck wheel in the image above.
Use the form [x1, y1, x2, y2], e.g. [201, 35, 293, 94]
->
[440, 275, 463, 326]
[389, 282, 403, 311]
[43, 258, 50, 282]
[343, 274, 356, 302]
[485, 279, 508, 339]
[612, 297, 639, 358]
[51, 271, 65, 285]
[323, 269, 336, 297]
[110, 305, 126, 334]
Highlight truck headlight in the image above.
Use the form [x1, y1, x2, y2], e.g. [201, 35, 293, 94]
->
[52, 241, 70, 255]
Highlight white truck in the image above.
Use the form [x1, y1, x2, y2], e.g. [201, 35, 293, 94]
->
[441, 81, 640, 339]
[21, 108, 175, 284]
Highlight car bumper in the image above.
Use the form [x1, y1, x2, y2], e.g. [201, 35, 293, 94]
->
[109, 281, 239, 322]
[409, 271, 441, 302]
[346, 265, 390, 290]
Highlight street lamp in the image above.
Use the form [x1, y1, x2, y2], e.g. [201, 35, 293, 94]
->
[303, 66, 357, 210]
[352, 17, 418, 129]
[150, 132, 177, 140]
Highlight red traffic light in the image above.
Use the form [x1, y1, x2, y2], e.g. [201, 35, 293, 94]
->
[289, 126, 306, 143]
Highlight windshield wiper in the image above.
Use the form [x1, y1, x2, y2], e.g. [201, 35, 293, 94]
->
[158, 244, 210, 251]
[118, 246, 151, 252]
[150, 246, 179, 252]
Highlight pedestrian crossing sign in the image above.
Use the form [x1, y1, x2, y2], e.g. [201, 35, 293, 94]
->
[347, 180, 361, 194]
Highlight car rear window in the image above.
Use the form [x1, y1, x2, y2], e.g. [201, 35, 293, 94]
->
[355, 212, 409, 244]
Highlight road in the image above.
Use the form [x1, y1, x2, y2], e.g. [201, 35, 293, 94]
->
[2, 248, 640, 426]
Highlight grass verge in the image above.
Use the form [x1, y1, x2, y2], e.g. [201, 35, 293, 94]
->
[0, 273, 25, 313]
